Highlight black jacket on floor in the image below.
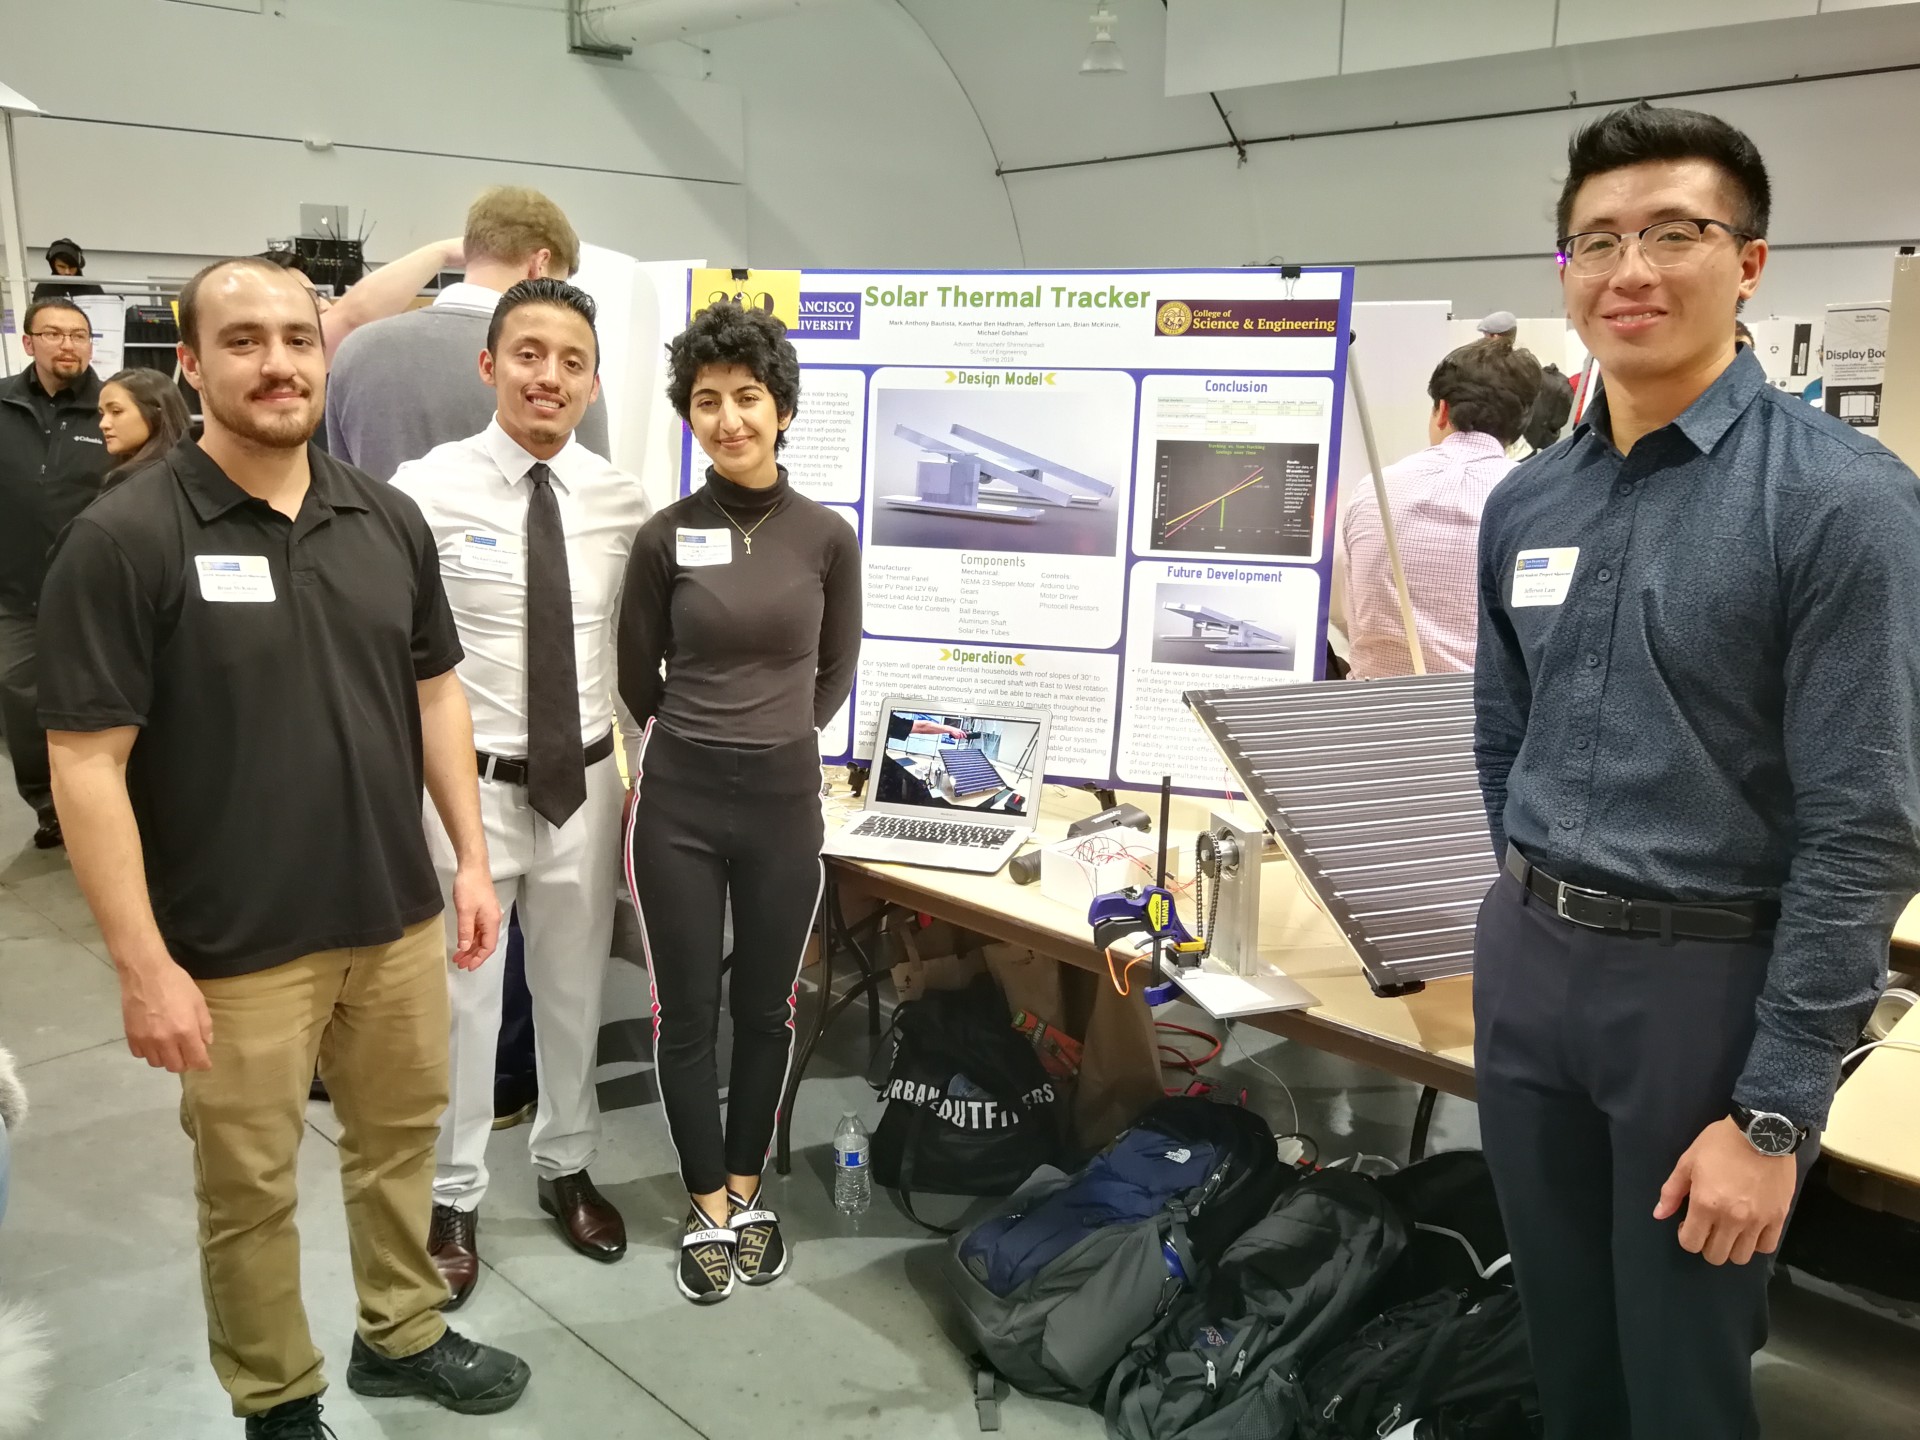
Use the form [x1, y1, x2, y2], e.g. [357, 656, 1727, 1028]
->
[0, 366, 109, 611]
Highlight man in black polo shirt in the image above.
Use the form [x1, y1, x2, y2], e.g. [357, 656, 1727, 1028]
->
[37, 258, 531, 1438]
[1474, 104, 1920, 1437]
[0, 295, 110, 849]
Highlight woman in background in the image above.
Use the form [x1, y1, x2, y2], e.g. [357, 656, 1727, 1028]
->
[95, 369, 189, 488]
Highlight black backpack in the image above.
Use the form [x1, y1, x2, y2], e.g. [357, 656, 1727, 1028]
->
[870, 977, 1069, 1227]
[944, 1096, 1292, 1409]
[1103, 1170, 1409, 1440]
[1303, 1151, 1539, 1440]
[1301, 1288, 1536, 1439]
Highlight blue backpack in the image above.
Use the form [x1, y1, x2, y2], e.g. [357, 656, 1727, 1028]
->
[942, 1096, 1291, 1419]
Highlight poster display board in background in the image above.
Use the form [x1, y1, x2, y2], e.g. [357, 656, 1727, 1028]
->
[681, 268, 1355, 790]
[1824, 301, 1890, 432]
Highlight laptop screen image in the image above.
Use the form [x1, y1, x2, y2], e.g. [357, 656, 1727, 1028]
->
[873, 709, 1042, 817]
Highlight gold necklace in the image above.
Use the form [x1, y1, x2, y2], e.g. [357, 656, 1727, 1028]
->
[712, 495, 779, 554]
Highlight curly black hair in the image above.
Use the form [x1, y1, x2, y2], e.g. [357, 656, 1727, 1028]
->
[666, 299, 800, 450]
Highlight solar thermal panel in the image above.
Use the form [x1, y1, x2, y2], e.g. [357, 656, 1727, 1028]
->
[1186, 673, 1495, 994]
[941, 746, 1005, 798]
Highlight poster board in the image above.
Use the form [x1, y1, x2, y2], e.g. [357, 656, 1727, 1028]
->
[679, 267, 1355, 791]
[1824, 301, 1891, 433]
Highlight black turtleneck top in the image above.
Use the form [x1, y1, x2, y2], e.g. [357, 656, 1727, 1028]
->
[617, 466, 863, 747]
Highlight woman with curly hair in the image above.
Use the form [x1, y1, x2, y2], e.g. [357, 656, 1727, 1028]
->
[617, 299, 862, 1303]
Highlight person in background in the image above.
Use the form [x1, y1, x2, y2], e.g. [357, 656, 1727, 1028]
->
[392, 280, 649, 1306]
[1520, 363, 1576, 454]
[256, 242, 464, 361]
[326, 187, 610, 480]
[96, 368, 190, 489]
[618, 300, 862, 1304]
[31, 237, 104, 301]
[0, 297, 110, 849]
[1342, 341, 1542, 679]
[1475, 102, 1920, 1438]
[38, 256, 529, 1438]
[1476, 310, 1518, 347]
[1734, 318, 1755, 349]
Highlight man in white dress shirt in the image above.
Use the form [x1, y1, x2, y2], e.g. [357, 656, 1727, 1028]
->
[391, 279, 649, 1305]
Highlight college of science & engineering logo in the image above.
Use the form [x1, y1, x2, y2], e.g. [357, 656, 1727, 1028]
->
[1155, 300, 1194, 336]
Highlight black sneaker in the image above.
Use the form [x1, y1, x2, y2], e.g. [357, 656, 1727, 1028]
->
[345, 1329, 529, 1415]
[678, 1204, 737, 1304]
[728, 1185, 789, 1286]
[244, 1395, 335, 1438]
[31, 817, 61, 850]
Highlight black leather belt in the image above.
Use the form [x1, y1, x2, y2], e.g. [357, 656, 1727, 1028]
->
[1504, 845, 1777, 941]
[476, 730, 615, 787]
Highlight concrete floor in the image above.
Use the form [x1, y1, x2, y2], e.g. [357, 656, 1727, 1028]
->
[2, 781, 1918, 1437]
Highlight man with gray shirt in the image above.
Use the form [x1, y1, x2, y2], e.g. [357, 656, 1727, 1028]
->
[325, 186, 610, 479]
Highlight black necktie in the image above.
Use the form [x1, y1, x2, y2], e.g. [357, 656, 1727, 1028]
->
[525, 462, 585, 827]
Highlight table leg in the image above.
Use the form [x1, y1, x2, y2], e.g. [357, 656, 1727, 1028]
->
[776, 873, 841, 1176]
[1409, 1084, 1438, 1165]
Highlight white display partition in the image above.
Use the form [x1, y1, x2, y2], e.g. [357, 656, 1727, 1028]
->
[568, 245, 698, 513]
[1746, 317, 1823, 397]
[1339, 301, 1454, 499]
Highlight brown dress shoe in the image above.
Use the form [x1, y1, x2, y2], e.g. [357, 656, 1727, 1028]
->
[429, 1203, 480, 1310]
[538, 1171, 627, 1262]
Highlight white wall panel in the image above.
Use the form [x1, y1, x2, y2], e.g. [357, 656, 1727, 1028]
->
[1164, 0, 1343, 96]
[1342, 0, 1556, 74]
[1557, 0, 1817, 47]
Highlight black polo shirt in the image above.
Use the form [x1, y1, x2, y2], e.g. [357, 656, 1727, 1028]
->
[37, 437, 464, 980]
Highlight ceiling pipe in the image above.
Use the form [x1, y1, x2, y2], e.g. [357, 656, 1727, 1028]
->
[574, 0, 847, 54]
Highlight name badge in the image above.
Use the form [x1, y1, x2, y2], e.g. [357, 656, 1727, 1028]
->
[194, 554, 276, 603]
[459, 530, 522, 577]
[677, 527, 732, 567]
[1511, 547, 1579, 608]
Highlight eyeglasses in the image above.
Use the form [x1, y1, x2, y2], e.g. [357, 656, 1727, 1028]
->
[1556, 219, 1755, 277]
[27, 328, 92, 345]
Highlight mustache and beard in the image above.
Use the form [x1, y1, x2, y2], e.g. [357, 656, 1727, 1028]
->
[202, 377, 321, 450]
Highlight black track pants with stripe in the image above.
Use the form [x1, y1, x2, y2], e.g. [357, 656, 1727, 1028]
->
[625, 722, 825, 1196]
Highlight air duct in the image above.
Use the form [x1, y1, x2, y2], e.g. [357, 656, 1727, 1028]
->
[573, 0, 845, 54]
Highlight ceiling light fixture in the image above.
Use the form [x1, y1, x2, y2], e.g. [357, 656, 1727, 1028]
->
[1080, 4, 1125, 76]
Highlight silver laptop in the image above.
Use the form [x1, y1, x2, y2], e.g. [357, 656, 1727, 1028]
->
[823, 698, 1050, 874]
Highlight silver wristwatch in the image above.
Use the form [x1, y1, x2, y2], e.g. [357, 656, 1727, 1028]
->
[1730, 1103, 1807, 1157]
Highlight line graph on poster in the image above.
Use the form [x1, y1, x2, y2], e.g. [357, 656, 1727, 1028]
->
[1149, 440, 1319, 558]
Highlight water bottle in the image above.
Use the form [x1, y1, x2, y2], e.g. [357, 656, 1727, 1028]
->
[833, 1111, 872, 1216]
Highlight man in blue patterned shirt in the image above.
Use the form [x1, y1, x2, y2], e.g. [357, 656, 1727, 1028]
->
[1473, 102, 1920, 1438]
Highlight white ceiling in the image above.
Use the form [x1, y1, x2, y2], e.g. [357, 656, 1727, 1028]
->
[894, 0, 1920, 178]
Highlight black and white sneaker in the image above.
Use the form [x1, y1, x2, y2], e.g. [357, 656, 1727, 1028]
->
[678, 1205, 737, 1304]
[728, 1185, 788, 1286]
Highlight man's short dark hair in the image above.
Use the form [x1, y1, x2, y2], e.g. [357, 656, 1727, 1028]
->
[666, 300, 800, 451]
[1429, 342, 1544, 448]
[486, 278, 600, 371]
[23, 297, 87, 335]
[178, 255, 306, 351]
[1557, 102, 1771, 242]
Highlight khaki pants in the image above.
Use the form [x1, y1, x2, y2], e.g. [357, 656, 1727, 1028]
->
[179, 917, 452, 1417]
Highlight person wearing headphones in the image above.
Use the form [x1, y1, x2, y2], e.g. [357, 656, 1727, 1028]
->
[617, 299, 861, 1304]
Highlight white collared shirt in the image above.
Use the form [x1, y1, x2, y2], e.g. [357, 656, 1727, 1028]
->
[431, 281, 507, 315]
[392, 419, 651, 755]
